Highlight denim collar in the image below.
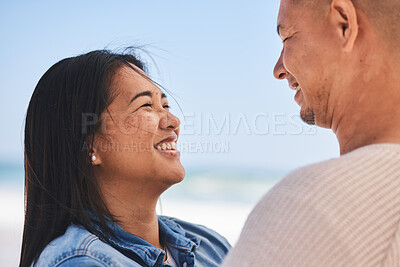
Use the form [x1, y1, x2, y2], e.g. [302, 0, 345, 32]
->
[88, 213, 199, 266]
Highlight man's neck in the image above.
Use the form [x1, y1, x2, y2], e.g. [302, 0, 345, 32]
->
[326, 43, 400, 155]
[334, 81, 400, 155]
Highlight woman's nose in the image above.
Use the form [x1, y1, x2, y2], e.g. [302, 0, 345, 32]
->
[159, 111, 180, 131]
[273, 50, 288, 80]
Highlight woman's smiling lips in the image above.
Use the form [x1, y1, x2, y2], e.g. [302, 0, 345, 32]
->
[154, 136, 180, 157]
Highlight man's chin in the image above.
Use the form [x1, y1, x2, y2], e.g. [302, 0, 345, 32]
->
[300, 109, 316, 125]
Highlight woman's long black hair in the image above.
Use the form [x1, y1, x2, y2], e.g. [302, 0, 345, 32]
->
[20, 50, 146, 267]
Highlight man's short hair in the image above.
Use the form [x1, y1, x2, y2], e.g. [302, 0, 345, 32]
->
[294, 0, 400, 47]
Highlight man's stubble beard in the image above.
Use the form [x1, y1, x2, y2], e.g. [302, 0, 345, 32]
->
[301, 108, 316, 125]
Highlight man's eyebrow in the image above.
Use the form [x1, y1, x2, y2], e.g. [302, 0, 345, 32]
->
[161, 93, 167, 99]
[129, 91, 152, 104]
[277, 24, 284, 36]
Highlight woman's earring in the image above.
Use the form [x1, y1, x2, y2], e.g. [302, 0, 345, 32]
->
[91, 155, 97, 162]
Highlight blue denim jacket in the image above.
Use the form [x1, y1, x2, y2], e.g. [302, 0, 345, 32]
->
[35, 216, 231, 267]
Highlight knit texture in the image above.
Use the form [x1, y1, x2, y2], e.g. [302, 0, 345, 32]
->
[222, 144, 400, 267]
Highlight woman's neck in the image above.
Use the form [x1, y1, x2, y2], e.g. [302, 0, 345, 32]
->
[117, 208, 161, 249]
[99, 179, 163, 250]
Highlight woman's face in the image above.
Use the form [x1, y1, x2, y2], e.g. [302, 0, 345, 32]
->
[93, 64, 185, 192]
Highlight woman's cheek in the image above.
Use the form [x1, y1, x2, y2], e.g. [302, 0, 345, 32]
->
[123, 113, 159, 137]
[121, 113, 141, 135]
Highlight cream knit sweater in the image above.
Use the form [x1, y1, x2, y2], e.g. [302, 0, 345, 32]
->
[222, 144, 400, 267]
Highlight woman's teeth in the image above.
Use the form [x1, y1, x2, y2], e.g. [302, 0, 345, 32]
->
[156, 141, 176, 151]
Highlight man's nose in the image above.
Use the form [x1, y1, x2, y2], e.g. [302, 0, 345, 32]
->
[273, 51, 288, 80]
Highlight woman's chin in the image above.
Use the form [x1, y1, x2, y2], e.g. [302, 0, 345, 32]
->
[163, 166, 185, 186]
[172, 166, 186, 183]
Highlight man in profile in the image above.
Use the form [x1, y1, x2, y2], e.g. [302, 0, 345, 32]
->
[223, 0, 400, 266]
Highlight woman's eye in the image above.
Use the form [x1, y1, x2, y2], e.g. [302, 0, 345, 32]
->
[283, 37, 290, 43]
[138, 103, 170, 110]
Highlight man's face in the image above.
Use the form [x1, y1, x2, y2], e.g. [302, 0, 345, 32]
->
[273, 0, 340, 128]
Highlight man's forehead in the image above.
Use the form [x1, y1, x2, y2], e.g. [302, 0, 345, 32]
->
[276, 0, 292, 32]
[277, 0, 309, 35]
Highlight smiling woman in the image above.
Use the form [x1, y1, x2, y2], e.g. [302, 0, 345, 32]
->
[20, 50, 230, 267]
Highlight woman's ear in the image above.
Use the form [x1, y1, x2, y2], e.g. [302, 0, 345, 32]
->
[87, 135, 102, 166]
[90, 148, 102, 166]
[330, 0, 359, 52]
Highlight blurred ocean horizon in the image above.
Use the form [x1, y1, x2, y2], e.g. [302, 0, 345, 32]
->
[0, 161, 288, 203]
[0, 160, 288, 266]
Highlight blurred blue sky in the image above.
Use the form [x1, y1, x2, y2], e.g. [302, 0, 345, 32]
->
[0, 0, 339, 171]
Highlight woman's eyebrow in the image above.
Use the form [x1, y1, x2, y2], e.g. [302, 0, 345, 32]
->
[129, 91, 167, 104]
[129, 91, 152, 104]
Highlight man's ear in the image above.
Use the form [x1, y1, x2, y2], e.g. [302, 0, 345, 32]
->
[330, 0, 359, 52]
